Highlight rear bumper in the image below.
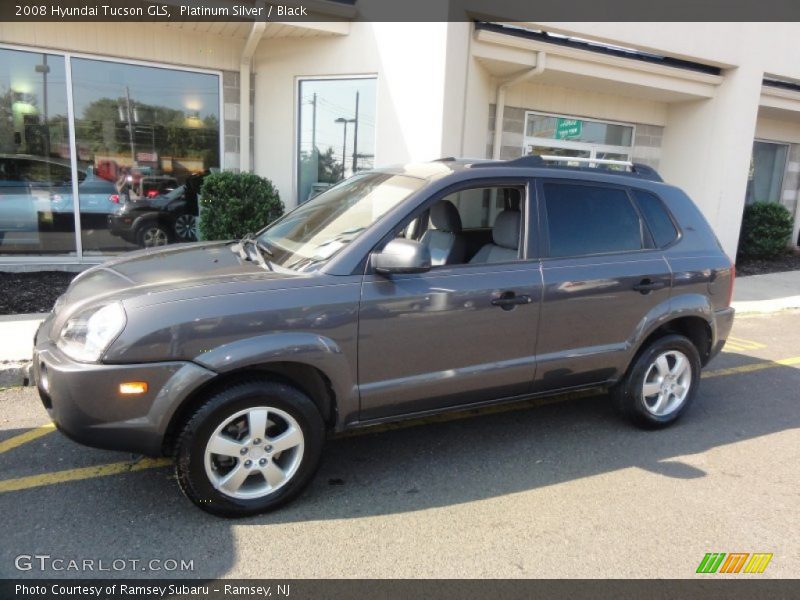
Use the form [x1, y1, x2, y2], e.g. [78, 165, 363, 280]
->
[710, 306, 735, 360]
[31, 340, 216, 456]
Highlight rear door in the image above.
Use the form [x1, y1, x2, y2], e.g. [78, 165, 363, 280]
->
[533, 179, 672, 392]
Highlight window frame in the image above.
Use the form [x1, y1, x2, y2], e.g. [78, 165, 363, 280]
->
[536, 178, 655, 260]
[0, 41, 224, 265]
[746, 139, 790, 205]
[294, 74, 379, 207]
[366, 177, 536, 275]
[523, 110, 636, 163]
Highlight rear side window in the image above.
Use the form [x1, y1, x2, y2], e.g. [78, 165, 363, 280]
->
[633, 190, 679, 247]
[543, 182, 643, 258]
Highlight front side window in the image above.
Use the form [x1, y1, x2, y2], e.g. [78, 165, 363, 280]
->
[745, 141, 788, 205]
[259, 171, 423, 271]
[297, 77, 377, 205]
[0, 48, 74, 255]
[543, 182, 643, 258]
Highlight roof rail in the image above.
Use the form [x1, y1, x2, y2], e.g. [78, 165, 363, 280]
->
[470, 154, 663, 182]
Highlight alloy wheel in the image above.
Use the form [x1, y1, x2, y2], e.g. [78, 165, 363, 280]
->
[203, 406, 305, 500]
[641, 349, 692, 416]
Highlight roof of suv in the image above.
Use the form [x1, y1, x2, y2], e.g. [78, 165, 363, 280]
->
[380, 156, 665, 187]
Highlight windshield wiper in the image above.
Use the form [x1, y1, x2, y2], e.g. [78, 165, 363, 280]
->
[238, 233, 273, 271]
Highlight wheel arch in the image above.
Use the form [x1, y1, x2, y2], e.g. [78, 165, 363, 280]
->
[161, 361, 338, 456]
[630, 314, 713, 375]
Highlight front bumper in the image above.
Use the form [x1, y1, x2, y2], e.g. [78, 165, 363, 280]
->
[32, 337, 216, 456]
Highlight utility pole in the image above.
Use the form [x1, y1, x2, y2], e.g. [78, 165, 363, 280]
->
[310, 92, 317, 156]
[351, 91, 359, 173]
[125, 85, 136, 161]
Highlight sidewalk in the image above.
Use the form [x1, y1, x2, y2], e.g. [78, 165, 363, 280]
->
[1, 271, 799, 386]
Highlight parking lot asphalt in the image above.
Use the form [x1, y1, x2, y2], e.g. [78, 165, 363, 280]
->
[1, 310, 799, 579]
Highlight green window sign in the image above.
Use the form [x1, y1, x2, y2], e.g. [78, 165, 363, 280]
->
[555, 118, 582, 140]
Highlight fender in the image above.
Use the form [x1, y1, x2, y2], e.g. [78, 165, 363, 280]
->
[192, 331, 357, 421]
[624, 292, 715, 373]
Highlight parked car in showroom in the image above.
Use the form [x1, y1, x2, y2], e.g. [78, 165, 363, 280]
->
[32, 156, 735, 517]
[49, 167, 119, 230]
[107, 171, 206, 247]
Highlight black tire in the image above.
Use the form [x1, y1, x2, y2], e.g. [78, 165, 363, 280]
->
[135, 221, 172, 248]
[612, 334, 701, 429]
[174, 379, 325, 517]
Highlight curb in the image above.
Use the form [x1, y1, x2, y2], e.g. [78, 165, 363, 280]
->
[731, 296, 800, 315]
[0, 361, 31, 388]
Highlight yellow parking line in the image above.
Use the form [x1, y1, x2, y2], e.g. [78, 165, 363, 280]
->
[0, 457, 172, 494]
[727, 336, 767, 350]
[703, 356, 800, 378]
[0, 423, 55, 455]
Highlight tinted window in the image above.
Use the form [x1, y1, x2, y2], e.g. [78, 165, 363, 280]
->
[544, 183, 642, 257]
[634, 190, 678, 247]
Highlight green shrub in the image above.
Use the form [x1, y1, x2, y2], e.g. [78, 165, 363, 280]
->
[737, 202, 793, 260]
[198, 171, 284, 241]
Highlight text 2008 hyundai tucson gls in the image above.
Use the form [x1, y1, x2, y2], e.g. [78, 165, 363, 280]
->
[32, 156, 735, 517]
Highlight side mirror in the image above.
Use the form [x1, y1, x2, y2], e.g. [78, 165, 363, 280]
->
[372, 238, 431, 275]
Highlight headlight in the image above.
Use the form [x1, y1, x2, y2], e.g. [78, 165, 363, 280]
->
[57, 302, 127, 362]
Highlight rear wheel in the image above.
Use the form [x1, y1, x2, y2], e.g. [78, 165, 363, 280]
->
[612, 334, 701, 429]
[174, 380, 324, 517]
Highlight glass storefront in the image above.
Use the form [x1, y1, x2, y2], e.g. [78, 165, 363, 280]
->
[297, 77, 377, 204]
[0, 48, 75, 255]
[0, 46, 221, 258]
[746, 141, 788, 205]
[524, 111, 634, 168]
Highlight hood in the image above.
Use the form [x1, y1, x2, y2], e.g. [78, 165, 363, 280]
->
[55, 242, 305, 321]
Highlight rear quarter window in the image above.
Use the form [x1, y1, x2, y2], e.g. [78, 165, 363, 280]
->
[633, 189, 679, 247]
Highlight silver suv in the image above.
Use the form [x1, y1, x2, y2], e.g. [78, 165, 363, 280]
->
[32, 156, 735, 516]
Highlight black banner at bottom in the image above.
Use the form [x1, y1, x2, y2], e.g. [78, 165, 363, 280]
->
[3, 579, 800, 600]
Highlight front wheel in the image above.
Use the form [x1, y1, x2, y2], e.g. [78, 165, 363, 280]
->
[136, 222, 172, 248]
[612, 334, 701, 429]
[174, 380, 325, 517]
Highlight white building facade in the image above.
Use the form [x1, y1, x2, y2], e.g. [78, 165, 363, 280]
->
[1, 17, 799, 265]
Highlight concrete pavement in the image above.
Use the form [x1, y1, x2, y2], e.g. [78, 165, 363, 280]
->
[0, 310, 798, 578]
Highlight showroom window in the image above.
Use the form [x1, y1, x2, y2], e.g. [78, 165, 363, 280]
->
[523, 112, 634, 167]
[0, 45, 221, 260]
[745, 141, 788, 205]
[297, 77, 377, 204]
[0, 48, 74, 255]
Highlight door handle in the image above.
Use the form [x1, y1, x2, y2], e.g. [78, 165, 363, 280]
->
[491, 291, 532, 310]
[632, 278, 667, 294]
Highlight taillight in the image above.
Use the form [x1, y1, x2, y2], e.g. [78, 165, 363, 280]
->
[727, 260, 736, 307]
[147, 190, 159, 198]
[109, 194, 120, 203]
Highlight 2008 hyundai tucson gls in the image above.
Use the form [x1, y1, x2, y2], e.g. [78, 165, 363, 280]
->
[31, 156, 735, 517]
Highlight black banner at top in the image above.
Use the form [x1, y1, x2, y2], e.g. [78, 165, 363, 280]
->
[1, 0, 800, 22]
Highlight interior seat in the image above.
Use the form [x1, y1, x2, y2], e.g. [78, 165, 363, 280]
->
[469, 210, 521, 264]
[420, 200, 466, 266]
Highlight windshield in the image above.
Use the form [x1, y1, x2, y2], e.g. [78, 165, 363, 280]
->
[257, 171, 424, 271]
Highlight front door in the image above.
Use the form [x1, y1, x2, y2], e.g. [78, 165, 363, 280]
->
[357, 182, 542, 421]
